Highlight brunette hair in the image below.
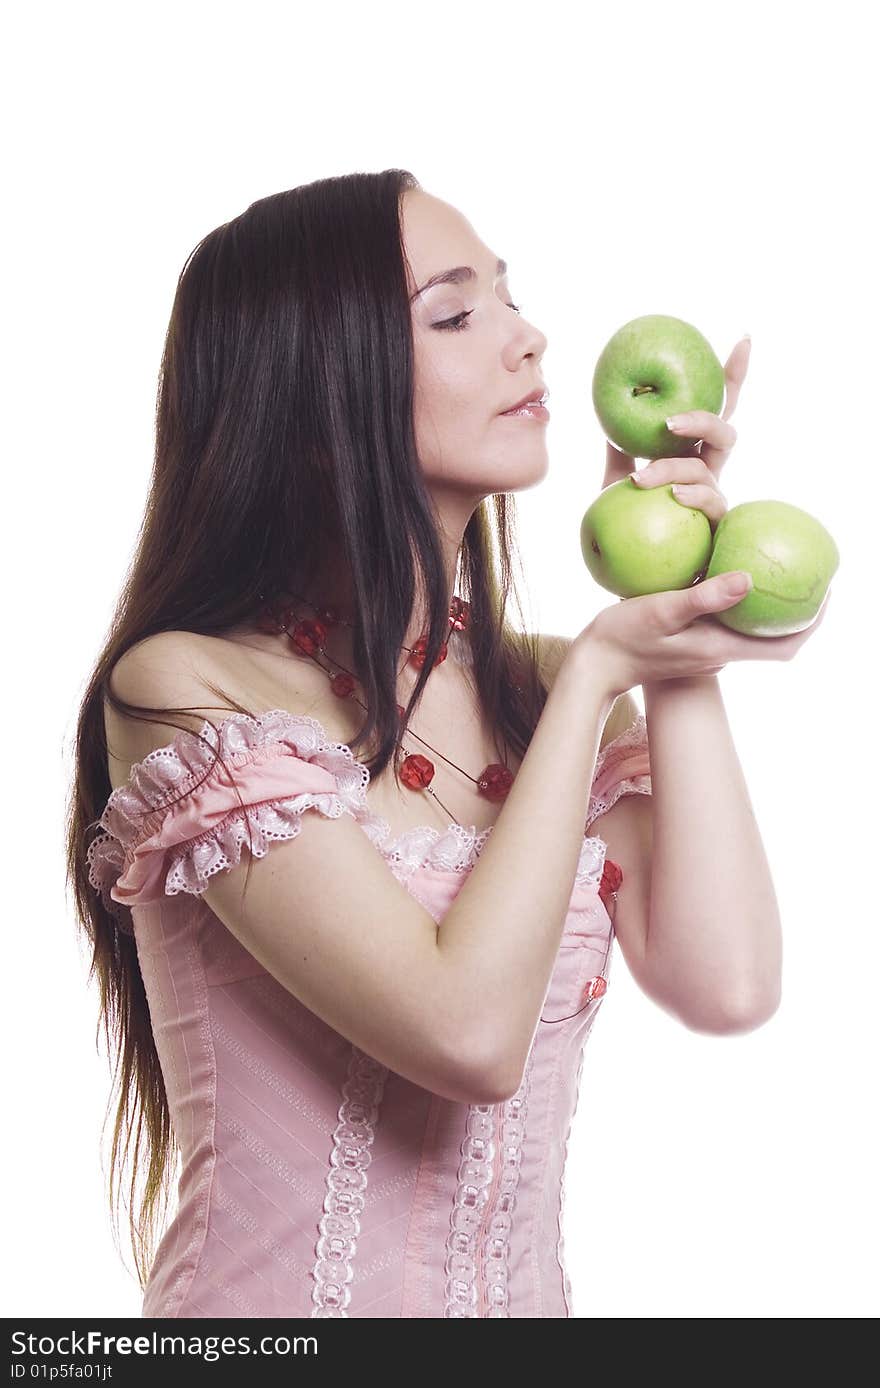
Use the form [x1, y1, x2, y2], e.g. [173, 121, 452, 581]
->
[64, 168, 553, 1290]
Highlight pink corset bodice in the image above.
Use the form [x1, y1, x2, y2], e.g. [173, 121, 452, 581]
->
[88, 705, 652, 1318]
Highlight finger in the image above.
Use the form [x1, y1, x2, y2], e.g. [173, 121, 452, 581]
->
[667, 411, 738, 480]
[631, 457, 717, 487]
[666, 409, 738, 480]
[669, 336, 750, 476]
[660, 571, 754, 632]
[630, 459, 727, 528]
[720, 336, 751, 422]
[666, 410, 737, 453]
[670, 482, 727, 529]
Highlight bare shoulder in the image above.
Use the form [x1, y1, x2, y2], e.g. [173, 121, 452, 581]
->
[533, 633, 640, 751]
[104, 628, 344, 788]
[107, 629, 233, 717]
[104, 630, 258, 785]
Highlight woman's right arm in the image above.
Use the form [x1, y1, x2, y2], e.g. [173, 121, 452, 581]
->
[180, 642, 612, 1109]
[430, 644, 614, 1092]
[107, 631, 612, 1109]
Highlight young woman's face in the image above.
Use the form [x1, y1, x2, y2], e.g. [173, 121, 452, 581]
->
[403, 189, 550, 507]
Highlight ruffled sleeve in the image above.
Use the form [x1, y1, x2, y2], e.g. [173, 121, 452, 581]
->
[585, 713, 652, 833]
[86, 708, 390, 917]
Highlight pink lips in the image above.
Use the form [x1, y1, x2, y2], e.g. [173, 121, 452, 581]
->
[499, 403, 550, 420]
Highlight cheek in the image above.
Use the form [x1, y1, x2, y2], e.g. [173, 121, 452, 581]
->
[412, 355, 510, 470]
[415, 344, 484, 414]
[413, 385, 482, 454]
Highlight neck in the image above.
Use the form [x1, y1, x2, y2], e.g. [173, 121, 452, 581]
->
[290, 586, 466, 698]
[292, 531, 463, 672]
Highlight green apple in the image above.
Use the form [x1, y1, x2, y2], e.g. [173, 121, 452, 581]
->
[580, 475, 714, 598]
[706, 500, 839, 636]
[592, 314, 726, 460]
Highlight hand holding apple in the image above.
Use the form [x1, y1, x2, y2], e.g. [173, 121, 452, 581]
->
[579, 567, 833, 702]
[581, 347, 744, 602]
[582, 324, 839, 640]
[706, 500, 839, 635]
[580, 475, 713, 597]
[592, 314, 726, 461]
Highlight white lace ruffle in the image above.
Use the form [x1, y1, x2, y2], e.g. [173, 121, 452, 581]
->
[86, 709, 387, 911]
[584, 713, 652, 830]
[86, 706, 650, 913]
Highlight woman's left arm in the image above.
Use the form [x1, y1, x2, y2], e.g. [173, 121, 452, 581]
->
[641, 672, 782, 1022]
[601, 336, 781, 1023]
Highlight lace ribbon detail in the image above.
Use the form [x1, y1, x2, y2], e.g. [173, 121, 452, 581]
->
[85, 709, 388, 915]
[586, 713, 651, 830]
[444, 1100, 498, 1317]
[443, 1047, 535, 1317]
[482, 1057, 533, 1317]
[310, 1047, 390, 1317]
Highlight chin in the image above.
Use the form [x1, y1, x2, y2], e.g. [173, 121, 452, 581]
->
[501, 450, 550, 491]
[428, 446, 549, 498]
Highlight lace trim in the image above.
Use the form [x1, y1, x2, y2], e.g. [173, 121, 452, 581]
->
[482, 1051, 534, 1316]
[86, 707, 650, 913]
[444, 1105, 497, 1316]
[585, 713, 652, 830]
[85, 709, 386, 919]
[91, 708, 375, 847]
[443, 1046, 535, 1318]
[310, 1047, 389, 1317]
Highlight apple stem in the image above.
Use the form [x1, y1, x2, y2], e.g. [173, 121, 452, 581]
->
[631, 385, 655, 395]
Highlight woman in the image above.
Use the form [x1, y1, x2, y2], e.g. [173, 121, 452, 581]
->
[66, 170, 825, 1318]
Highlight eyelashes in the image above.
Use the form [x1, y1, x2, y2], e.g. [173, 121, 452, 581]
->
[435, 304, 523, 332]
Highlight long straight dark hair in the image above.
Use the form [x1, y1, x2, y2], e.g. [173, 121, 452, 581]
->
[64, 168, 554, 1289]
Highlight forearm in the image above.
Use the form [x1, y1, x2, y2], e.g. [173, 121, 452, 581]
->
[642, 674, 782, 1024]
[439, 642, 615, 1085]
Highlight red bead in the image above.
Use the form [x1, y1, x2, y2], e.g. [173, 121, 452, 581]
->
[400, 753, 435, 790]
[409, 635, 448, 670]
[477, 763, 514, 802]
[583, 976, 607, 1002]
[600, 858, 623, 895]
[449, 596, 470, 632]
[397, 704, 406, 721]
[598, 857, 624, 912]
[290, 618, 327, 657]
[330, 672, 355, 698]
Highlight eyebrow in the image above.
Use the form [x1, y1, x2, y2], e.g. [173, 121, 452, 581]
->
[409, 256, 508, 301]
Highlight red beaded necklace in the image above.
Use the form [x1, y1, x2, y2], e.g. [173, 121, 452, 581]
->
[255, 588, 619, 1022]
[256, 591, 516, 827]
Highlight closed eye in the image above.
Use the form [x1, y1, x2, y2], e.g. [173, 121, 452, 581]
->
[435, 304, 523, 332]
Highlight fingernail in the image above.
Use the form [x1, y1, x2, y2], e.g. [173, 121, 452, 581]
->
[631, 465, 650, 482]
[743, 333, 752, 342]
[666, 415, 689, 431]
[728, 572, 752, 593]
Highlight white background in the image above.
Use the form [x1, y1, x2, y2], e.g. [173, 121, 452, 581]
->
[5, 0, 876, 1319]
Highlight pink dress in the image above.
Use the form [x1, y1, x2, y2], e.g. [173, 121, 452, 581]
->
[87, 705, 652, 1318]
